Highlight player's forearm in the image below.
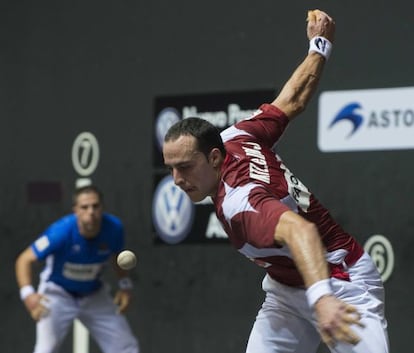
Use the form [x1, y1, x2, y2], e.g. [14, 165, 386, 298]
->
[274, 212, 329, 287]
[271, 53, 325, 119]
[286, 221, 330, 288]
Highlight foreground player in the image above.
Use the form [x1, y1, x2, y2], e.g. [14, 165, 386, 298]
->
[163, 9, 389, 353]
[15, 185, 139, 353]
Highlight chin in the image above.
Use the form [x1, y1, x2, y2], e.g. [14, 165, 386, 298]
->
[187, 193, 204, 203]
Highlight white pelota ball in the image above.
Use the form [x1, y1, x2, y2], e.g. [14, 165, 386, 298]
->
[117, 250, 137, 270]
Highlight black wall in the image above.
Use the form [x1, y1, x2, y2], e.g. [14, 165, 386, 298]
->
[1, 0, 413, 352]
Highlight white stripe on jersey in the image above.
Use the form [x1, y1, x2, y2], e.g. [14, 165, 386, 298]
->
[221, 181, 261, 227]
[40, 255, 54, 284]
[280, 194, 299, 213]
[220, 125, 252, 143]
[238, 242, 349, 268]
[238, 242, 292, 259]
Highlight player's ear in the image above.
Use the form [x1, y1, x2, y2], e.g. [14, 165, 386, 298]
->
[208, 148, 221, 168]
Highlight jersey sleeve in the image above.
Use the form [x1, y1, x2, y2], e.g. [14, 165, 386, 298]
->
[229, 186, 291, 248]
[31, 218, 70, 260]
[233, 103, 289, 148]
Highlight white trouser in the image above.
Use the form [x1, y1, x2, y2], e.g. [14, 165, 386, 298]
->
[246, 252, 389, 353]
[34, 281, 139, 353]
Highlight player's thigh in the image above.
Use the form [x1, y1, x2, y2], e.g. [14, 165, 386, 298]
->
[329, 315, 389, 353]
[246, 292, 320, 353]
[330, 254, 389, 353]
[34, 284, 78, 353]
[34, 316, 70, 353]
[79, 288, 139, 353]
[87, 314, 139, 353]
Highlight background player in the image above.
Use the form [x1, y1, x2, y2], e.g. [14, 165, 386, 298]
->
[15, 185, 139, 353]
[162, 9, 389, 353]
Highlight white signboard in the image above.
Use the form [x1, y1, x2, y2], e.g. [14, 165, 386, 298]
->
[318, 87, 414, 152]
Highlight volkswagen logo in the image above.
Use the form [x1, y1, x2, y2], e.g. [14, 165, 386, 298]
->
[152, 175, 195, 244]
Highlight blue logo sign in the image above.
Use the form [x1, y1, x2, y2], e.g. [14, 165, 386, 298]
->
[152, 175, 195, 244]
[155, 108, 181, 151]
[329, 102, 364, 138]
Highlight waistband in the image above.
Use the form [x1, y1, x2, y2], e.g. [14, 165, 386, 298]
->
[63, 283, 102, 298]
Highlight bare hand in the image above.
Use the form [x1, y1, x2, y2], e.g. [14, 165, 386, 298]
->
[24, 293, 50, 321]
[113, 290, 132, 314]
[315, 295, 364, 347]
[307, 9, 335, 42]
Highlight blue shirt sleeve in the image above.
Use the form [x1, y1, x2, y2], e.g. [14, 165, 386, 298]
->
[31, 215, 74, 260]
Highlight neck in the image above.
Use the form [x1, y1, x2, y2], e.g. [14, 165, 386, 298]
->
[78, 222, 100, 239]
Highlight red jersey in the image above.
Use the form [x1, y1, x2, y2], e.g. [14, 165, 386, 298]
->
[213, 103, 363, 287]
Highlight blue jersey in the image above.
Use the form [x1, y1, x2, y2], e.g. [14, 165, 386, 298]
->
[31, 213, 124, 295]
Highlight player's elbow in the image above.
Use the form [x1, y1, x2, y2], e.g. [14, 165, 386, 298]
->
[289, 220, 319, 243]
[291, 100, 307, 117]
[272, 94, 307, 119]
[275, 211, 319, 245]
[301, 221, 319, 238]
[15, 247, 37, 270]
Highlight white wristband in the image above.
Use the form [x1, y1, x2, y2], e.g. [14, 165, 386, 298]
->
[20, 285, 35, 301]
[306, 279, 334, 308]
[308, 36, 332, 60]
[118, 277, 133, 290]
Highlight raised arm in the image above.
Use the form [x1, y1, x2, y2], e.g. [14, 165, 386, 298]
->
[272, 9, 335, 119]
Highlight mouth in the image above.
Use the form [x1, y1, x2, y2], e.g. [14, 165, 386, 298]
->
[183, 187, 196, 194]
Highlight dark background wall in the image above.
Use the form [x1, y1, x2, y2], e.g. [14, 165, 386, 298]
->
[1, 0, 413, 352]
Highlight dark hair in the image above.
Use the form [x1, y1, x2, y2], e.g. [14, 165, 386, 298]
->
[164, 117, 226, 157]
[72, 185, 104, 206]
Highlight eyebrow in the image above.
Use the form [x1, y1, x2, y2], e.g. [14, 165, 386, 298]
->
[164, 151, 202, 168]
[165, 160, 193, 169]
[79, 202, 100, 208]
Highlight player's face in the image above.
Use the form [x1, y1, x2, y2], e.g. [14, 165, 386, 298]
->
[73, 191, 103, 238]
[163, 135, 220, 202]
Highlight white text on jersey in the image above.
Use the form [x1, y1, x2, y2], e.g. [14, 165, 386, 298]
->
[242, 142, 270, 184]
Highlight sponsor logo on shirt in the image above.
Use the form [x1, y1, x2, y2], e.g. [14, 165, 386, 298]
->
[71, 244, 81, 253]
[63, 262, 102, 281]
[34, 235, 50, 252]
[278, 157, 311, 212]
[97, 242, 111, 255]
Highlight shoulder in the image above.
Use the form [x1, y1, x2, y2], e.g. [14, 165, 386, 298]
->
[221, 104, 289, 145]
[240, 104, 289, 128]
[47, 214, 76, 233]
[33, 215, 75, 253]
[100, 214, 125, 250]
[102, 213, 124, 231]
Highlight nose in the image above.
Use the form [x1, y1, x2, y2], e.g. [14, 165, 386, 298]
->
[86, 205, 97, 215]
[172, 169, 184, 186]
